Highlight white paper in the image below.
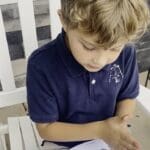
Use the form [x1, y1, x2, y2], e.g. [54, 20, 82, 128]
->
[70, 139, 111, 150]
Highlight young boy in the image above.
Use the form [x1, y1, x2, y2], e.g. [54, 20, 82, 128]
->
[27, 0, 149, 149]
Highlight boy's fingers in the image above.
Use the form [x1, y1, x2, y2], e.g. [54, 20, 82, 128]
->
[123, 134, 141, 150]
[132, 140, 141, 150]
[120, 140, 136, 150]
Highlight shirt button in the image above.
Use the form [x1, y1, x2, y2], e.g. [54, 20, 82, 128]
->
[91, 79, 96, 85]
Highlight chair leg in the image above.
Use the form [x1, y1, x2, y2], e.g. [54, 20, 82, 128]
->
[145, 69, 150, 87]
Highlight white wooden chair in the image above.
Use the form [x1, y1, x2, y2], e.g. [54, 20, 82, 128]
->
[0, 0, 61, 149]
[0, 0, 150, 149]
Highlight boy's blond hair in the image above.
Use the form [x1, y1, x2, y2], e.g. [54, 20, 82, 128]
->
[61, 0, 150, 48]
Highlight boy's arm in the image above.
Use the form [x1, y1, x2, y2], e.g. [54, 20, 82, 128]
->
[36, 112, 140, 149]
[36, 121, 105, 141]
[36, 99, 136, 142]
[115, 99, 136, 119]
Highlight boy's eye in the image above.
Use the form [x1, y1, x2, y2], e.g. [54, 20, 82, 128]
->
[82, 44, 96, 51]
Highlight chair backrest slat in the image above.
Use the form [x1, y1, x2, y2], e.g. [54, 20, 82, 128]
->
[18, 0, 38, 59]
[49, 0, 61, 40]
[0, 8, 16, 92]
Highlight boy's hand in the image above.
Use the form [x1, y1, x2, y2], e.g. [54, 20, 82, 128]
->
[101, 116, 140, 150]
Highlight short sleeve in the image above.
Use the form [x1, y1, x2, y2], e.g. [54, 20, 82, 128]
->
[26, 60, 59, 123]
[117, 46, 139, 101]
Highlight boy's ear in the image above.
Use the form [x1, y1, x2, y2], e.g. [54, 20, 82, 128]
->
[57, 9, 67, 32]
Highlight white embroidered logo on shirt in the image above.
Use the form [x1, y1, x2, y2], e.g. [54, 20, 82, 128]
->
[108, 64, 124, 83]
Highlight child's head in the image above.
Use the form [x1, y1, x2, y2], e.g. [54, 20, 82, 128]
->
[60, 0, 149, 47]
[58, 0, 150, 72]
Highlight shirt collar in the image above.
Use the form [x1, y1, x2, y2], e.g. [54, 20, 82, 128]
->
[56, 29, 114, 77]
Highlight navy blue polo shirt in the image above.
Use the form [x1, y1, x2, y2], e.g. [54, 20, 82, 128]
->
[27, 30, 139, 148]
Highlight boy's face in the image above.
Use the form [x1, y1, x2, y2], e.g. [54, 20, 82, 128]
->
[65, 29, 124, 72]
